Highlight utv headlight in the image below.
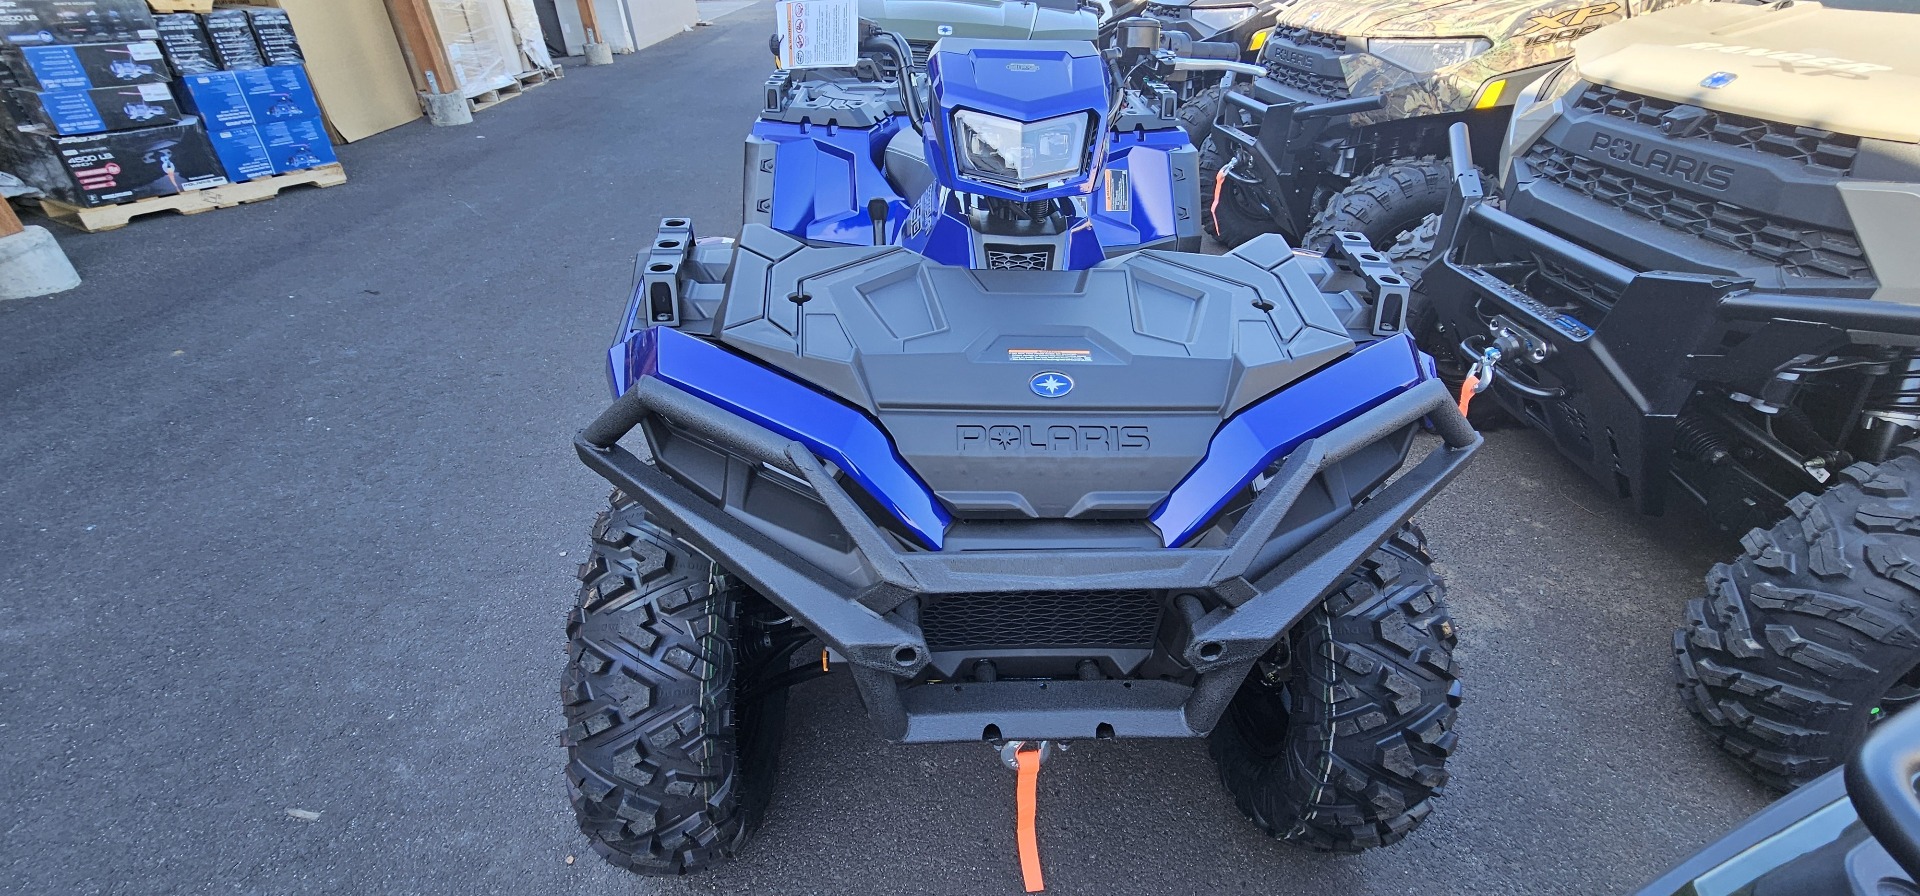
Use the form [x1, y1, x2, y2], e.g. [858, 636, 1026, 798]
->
[952, 110, 1091, 189]
[1188, 5, 1259, 33]
[1368, 37, 1492, 74]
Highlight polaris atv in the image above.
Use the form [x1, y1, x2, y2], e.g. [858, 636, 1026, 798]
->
[1420, 0, 1920, 789]
[1636, 700, 1920, 896]
[563, 24, 1480, 879]
[1199, 0, 1711, 260]
[749, 16, 1212, 258]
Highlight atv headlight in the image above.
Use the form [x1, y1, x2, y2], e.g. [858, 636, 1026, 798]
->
[1188, 5, 1259, 33]
[951, 110, 1091, 189]
[1367, 37, 1491, 74]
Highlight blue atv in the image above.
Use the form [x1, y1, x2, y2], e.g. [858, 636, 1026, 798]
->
[565, 22, 1480, 878]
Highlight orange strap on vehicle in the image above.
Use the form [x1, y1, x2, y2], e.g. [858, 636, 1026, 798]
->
[1210, 166, 1228, 237]
[1457, 372, 1480, 418]
[1015, 747, 1044, 893]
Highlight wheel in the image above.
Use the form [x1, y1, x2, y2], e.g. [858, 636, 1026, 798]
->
[1676, 446, 1920, 790]
[1175, 83, 1228, 151]
[563, 492, 790, 874]
[1301, 157, 1454, 278]
[1209, 525, 1461, 851]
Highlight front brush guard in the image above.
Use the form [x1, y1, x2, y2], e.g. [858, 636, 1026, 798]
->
[577, 369, 1478, 743]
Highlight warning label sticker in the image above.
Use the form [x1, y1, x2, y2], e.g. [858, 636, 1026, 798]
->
[774, 0, 858, 70]
[1008, 349, 1092, 363]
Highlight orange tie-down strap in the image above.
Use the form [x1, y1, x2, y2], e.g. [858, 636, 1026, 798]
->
[1015, 747, 1045, 893]
[1457, 371, 1481, 419]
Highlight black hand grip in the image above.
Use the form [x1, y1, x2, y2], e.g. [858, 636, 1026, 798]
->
[1188, 40, 1240, 60]
[1846, 706, 1920, 882]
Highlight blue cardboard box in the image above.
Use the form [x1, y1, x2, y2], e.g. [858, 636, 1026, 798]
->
[258, 116, 334, 173]
[234, 65, 319, 123]
[174, 69, 251, 129]
[8, 80, 180, 134]
[174, 65, 319, 128]
[200, 122, 273, 183]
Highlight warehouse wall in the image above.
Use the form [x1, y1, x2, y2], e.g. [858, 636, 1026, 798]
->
[631, 0, 697, 51]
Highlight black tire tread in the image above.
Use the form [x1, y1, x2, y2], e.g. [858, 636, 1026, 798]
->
[1675, 445, 1920, 790]
[1300, 157, 1450, 258]
[1210, 525, 1461, 852]
[563, 492, 782, 874]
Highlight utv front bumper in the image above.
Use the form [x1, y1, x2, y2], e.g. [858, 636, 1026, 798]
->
[576, 336, 1477, 744]
[1425, 124, 1920, 516]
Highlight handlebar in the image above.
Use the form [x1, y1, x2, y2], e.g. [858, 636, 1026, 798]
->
[1186, 39, 1240, 61]
[1168, 58, 1266, 78]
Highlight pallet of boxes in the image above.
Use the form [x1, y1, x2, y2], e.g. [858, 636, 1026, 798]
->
[0, 0, 342, 231]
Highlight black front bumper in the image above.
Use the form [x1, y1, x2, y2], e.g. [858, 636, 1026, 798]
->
[576, 375, 1477, 744]
[1425, 124, 1920, 515]
[1211, 82, 1382, 236]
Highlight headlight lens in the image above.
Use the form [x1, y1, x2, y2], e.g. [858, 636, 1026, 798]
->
[952, 110, 1091, 189]
[1368, 37, 1492, 74]
[1188, 5, 1259, 34]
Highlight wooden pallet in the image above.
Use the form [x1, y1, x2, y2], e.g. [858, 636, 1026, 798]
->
[147, 0, 214, 12]
[467, 67, 563, 113]
[34, 164, 347, 233]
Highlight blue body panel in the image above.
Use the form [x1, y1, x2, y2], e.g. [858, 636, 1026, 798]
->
[1150, 334, 1435, 547]
[610, 325, 953, 550]
[752, 117, 911, 246]
[1090, 128, 1189, 253]
[610, 321, 1433, 551]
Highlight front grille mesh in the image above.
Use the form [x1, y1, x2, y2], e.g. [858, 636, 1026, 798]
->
[985, 245, 1054, 270]
[1525, 144, 1871, 280]
[921, 590, 1163, 650]
[1574, 85, 1860, 175]
[1261, 28, 1349, 98]
[1271, 26, 1346, 52]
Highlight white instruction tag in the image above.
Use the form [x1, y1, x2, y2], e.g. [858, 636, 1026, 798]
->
[775, 0, 858, 69]
[126, 41, 163, 61]
[138, 83, 172, 101]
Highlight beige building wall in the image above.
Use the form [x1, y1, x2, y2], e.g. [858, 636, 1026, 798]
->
[631, 0, 699, 52]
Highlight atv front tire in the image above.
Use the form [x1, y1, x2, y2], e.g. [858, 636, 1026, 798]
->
[1210, 525, 1461, 851]
[563, 493, 789, 874]
[1677, 447, 1920, 790]
[1301, 157, 1453, 276]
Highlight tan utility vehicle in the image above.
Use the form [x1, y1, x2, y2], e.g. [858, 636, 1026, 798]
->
[1420, 0, 1920, 788]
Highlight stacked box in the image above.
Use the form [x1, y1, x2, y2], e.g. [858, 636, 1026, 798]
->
[199, 8, 260, 70]
[0, 0, 157, 46]
[175, 63, 333, 182]
[2, 40, 168, 89]
[244, 7, 299, 67]
[152, 13, 215, 76]
[0, 116, 225, 205]
[3, 37, 180, 134]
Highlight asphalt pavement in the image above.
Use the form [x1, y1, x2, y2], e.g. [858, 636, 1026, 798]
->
[0, 4, 1775, 894]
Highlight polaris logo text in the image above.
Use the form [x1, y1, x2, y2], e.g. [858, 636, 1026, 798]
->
[956, 425, 1151, 452]
[1588, 132, 1734, 191]
[1676, 43, 1892, 76]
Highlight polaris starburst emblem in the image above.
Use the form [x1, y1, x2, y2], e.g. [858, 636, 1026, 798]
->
[1030, 372, 1074, 398]
[1701, 71, 1737, 89]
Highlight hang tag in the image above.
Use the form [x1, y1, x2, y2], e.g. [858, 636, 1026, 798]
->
[774, 0, 858, 69]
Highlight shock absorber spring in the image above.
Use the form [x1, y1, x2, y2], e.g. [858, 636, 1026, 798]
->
[1674, 414, 1733, 466]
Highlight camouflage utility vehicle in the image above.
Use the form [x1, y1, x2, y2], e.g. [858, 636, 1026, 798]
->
[1202, 0, 1704, 258]
[1421, 0, 1920, 788]
[857, 0, 1100, 65]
